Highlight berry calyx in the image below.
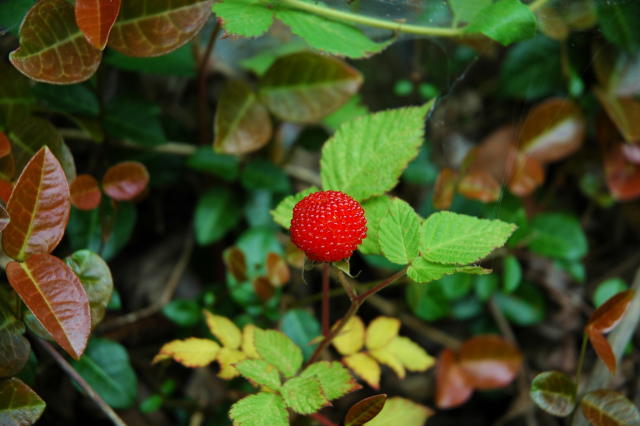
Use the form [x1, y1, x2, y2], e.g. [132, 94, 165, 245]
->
[290, 190, 367, 263]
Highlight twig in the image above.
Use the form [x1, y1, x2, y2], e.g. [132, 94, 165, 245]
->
[197, 22, 222, 146]
[309, 412, 339, 426]
[322, 263, 330, 337]
[34, 338, 128, 426]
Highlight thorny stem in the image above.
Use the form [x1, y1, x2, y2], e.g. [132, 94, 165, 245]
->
[35, 338, 128, 426]
[322, 263, 330, 338]
[197, 22, 221, 146]
[306, 265, 409, 366]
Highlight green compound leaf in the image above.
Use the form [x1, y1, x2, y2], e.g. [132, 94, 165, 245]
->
[0, 377, 46, 426]
[212, 0, 274, 38]
[300, 361, 361, 400]
[449, 0, 491, 24]
[321, 102, 434, 202]
[274, 7, 390, 59]
[359, 196, 393, 256]
[280, 376, 330, 415]
[235, 359, 281, 390]
[464, 0, 537, 46]
[408, 257, 490, 284]
[71, 338, 137, 409]
[528, 213, 587, 261]
[229, 392, 288, 426]
[378, 198, 421, 265]
[594, 0, 640, 53]
[254, 329, 302, 378]
[194, 187, 242, 246]
[259, 52, 362, 124]
[421, 212, 517, 265]
[271, 186, 319, 229]
[581, 389, 640, 426]
[530, 371, 576, 417]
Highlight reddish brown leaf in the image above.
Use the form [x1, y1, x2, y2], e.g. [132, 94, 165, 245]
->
[595, 87, 640, 143]
[223, 246, 247, 282]
[75, 0, 122, 50]
[266, 252, 290, 287]
[107, 0, 214, 57]
[519, 98, 586, 164]
[458, 170, 501, 203]
[459, 335, 522, 390]
[581, 389, 640, 426]
[2, 147, 70, 261]
[9, 0, 102, 84]
[433, 168, 459, 210]
[435, 348, 474, 409]
[586, 327, 617, 375]
[509, 152, 545, 196]
[252, 276, 275, 302]
[102, 161, 149, 201]
[0, 179, 13, 205]
[70, 174, 102, 211]
[6, 254, 91, 360]
[345, 394, 387, 426]
[587, 289, 633, 333]
[466, 124, 519, 181]
[0, 131, 11, 158]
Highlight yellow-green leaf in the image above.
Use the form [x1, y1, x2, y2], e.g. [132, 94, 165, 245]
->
[332, 316, 365, 356]
[241, 324, 261, 359]
[363, 397, 433, 426]
[152, 338, 220, 368]
[217, 347, 247, 380]
[386, 336, 435, 372]
[204, 311, 242, 349]
[343, 353, 381, 390]
[365, 317, 400, 351]
[370, 348, 405, 379]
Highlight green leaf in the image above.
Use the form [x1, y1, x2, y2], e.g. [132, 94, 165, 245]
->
[281, 309, 321, 361]
[361, 396, 432, 426]
[406, 281, 451, 321]
[271, 186, 319, 229]
[162, 299, 201, 327]
[187, 147, 239, 182]
[450, 0, 491, 24]
[280, 376, 330, 414]
[0, 377, 45, 425]
[0, 62, 33, 131]
[581, 389, 640, 426]
[420, 212, 516, 265]
[259, 52, 363, 123]
[274, 7, 390, 59]
[0, 298, 30, 378]
[64, 250, 114, 329]
[240, 41, 308, 77]
[236, 359, 282, 390]
[530, 371, 576, 417]
[494, 282, 546, 326]
[378, 198, 421, 265]
[408, 257, 491, 284]
[229, 392, 288, 426]
[594, 0, 640, 53]
[212, 0, 274, 38]
[528, 213, 587, 261]
[0, 0, 32, 36]
[300, 361, 360, 400]
[359, 196, 393, 256]
[139, 394, 163, 413]
[402, 144, 438, 185]
[464, 0, 536, 46]
[438, 273, 475, 301]
[103, 97, 167, 146]
[322, 95, 369, 131]
[254, 329, 303, 378]
[474, 273, 499, 301]
[104, 44, 196, 77]
[71, 338, 137, 409]
[31, 83, 99, 117]
[236, 227, 284, 278]
[502, 255, 522, 293]
[194, 187, 242, 246]
[321, 103, 434, 202]
[594, 278, 629, 308]
[499, 35, 564, 100]
[240, 159, 291, 194]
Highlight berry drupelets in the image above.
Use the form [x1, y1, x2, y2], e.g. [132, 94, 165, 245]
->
[290, 190, 367, 263]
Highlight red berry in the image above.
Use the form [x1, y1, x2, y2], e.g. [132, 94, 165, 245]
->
[290, 190, 367, 263]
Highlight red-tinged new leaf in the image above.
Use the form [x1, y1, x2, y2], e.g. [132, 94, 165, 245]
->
[6, 254, 91, 360]
[466, 124, 519, 181]
[587, 289, 634, 333]
[266, 252, 290, 287]
[2, 147, 70, 261]
[75, 0, 122, 50]
[108, 0, 213, 58]
[586, 328, 617, 375]
[458, 170, 501, 203]
[519, 98, 586, 164]
[70, 174, 102, 211]
[0, 131, 11, 158]
[9, 0, 102, 84]
[345, 394, 387, 426]
[509, 152, 545, 196]
[435, 348, 474, 409]
[433, 168, 458, 210]
[223, 246, 247, 282]
[581, 389, 640, 426]
[459, 335, 523, 390]
[102, 161, 149, 201]
[0, 179, 13, 205]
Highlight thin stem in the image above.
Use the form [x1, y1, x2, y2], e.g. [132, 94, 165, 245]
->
[356, 266, 409, 302]
[197, 22, 221, 146]
[309, 412, 339, 426]
[322, 263, 330, 338]
[575, 331, 589, 393]
[34, 338, 128, 426]
[336, 270, 357, 301]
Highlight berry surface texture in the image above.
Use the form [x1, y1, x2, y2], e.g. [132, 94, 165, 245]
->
[291, 190, 367, 263]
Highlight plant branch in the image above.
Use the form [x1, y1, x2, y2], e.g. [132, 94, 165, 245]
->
[309, 412, 340, 426]
[575, 332, 588, 392]
[322, 263, 330, 338]
[198, 22, 222, 146]
[357, 266, 409, 301]
[34, 338, 128, 426]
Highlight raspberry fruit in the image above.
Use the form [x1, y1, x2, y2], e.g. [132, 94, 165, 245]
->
[290, 190, 367, 263]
